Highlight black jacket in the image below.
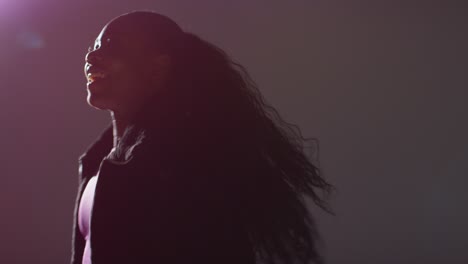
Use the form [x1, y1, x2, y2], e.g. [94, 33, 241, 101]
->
[70, 121, 256, 264]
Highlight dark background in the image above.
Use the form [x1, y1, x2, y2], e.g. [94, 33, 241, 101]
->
[0, 1, 466, 263]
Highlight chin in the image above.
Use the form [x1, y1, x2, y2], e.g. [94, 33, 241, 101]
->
[87, 93, 113, 110]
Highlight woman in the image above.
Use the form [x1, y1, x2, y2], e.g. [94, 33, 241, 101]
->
[71, 10, 334, 264]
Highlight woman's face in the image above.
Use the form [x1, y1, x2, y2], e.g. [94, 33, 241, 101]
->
[84, 19, 170, 116]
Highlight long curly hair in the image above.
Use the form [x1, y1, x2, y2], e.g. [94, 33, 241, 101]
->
[122, 10, 335, 264]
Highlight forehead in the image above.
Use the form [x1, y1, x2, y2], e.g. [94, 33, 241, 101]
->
[94, 20, 157, 50]
[94, 25, 108, 43]
[95, 23, 128, 42]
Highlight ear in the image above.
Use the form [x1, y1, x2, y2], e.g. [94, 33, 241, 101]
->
[142, 54, 169, 87]
[146, 54, 172, 86]
[152, 54, 172, 73]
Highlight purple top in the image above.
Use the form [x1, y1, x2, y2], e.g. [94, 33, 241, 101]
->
[78, 175, 98, 264]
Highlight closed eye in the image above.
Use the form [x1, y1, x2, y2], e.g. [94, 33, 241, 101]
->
[88, 42, 102, 52]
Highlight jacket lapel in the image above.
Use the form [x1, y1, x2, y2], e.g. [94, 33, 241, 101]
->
[71, 122, 147, 264]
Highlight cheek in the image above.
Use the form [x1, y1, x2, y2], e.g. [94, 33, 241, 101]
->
[108, 59, 132, 80]
[106, 57, 151, 95]
[110, 69, 149, 100]
[108, 60, 135, 86]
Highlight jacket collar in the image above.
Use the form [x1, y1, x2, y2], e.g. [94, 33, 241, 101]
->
[78, 122, 113, 162]
[77, 95, 191, 180]
[77, 121, 147, 180]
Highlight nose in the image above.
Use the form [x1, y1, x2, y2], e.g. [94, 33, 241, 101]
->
[85, 50, 103, 65]
[84, 51, 102, 76]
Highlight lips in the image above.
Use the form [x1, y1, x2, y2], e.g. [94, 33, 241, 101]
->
[86, 65, 110, 83]
[87, 71, 108, 82]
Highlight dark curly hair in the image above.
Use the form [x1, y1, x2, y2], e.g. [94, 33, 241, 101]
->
[120, 10, 335, 264]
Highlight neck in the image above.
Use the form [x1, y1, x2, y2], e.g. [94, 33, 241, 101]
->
[110, 111, 130, 149]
